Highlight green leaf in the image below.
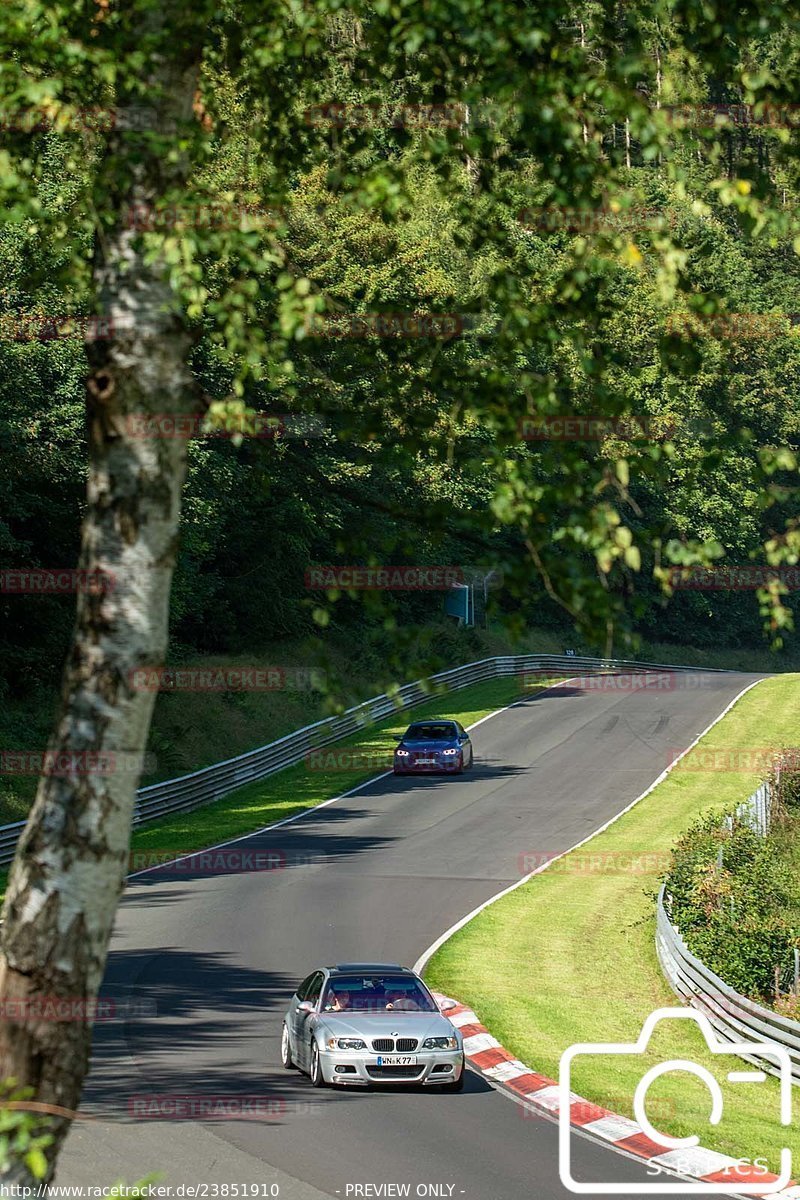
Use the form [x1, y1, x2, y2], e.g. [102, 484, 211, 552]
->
[25, 1147, 48, 1179]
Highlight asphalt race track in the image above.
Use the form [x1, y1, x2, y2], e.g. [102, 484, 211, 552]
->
[60, 673, 759, 1199]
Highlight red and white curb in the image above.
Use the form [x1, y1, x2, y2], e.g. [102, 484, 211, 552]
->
[432, 992, 798, 1197]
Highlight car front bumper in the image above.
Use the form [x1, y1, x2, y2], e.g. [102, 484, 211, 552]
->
[318, 1046, 465, 1087]
[393, 756, 462, 774]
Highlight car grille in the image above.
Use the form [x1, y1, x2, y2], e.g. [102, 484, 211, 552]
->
[371, 1038, 419, 1053]
[366, 1066, 424, 1079]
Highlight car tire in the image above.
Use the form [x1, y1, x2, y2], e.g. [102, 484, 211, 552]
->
[310, 1041, 327, 1087]
[280, 1023, 296, 1070]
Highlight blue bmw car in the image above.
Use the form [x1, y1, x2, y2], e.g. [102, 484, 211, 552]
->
[393, 720, 474, 775]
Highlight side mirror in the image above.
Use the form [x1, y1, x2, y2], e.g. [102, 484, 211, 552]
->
[458, 734, 468, 742]
[393, 733, 404, 742]
[438, 997, 458, 1012]
[298, 999, 315, 1014]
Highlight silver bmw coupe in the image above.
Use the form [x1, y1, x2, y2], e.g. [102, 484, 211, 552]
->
[280, 962, 465, 1090]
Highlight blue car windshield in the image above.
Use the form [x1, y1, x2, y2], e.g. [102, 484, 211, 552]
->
[321, 975, 438, 1014]
[404, 723, 457, 741]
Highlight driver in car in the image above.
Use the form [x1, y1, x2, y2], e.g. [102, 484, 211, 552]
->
[385, 988, 418, 1011]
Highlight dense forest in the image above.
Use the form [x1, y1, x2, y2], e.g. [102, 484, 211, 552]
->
[3, 5, 800, 716]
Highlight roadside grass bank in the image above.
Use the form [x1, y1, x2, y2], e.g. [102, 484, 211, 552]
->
[426, 673, 800, 1173]
[0, 674, 524, 903]
[632, 637, 800, 675]
[3, 620, 797, 827]
[0, 622, 560, 825]
[6, 615, 800, 829]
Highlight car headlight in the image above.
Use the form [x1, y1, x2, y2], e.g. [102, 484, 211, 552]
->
[441, 749, 459, 756]
[327, 1037, 366, 1050]
[423, 1036, 459, 1049]
[396, 749, 410, 757]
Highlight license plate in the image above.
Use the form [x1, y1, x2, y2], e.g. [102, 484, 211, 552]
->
[376, 1055, 417, 1066]
[416, 758, 436, 765]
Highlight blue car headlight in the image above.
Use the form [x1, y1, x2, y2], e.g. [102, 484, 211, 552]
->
[423, 1036, 459, 1050]
[442, 748, 459, 756]
[396, 749, 410, 757]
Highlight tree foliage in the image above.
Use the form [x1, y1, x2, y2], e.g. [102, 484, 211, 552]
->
[2, 0, 800, 1178]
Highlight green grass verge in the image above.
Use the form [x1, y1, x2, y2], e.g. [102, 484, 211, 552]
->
[4, 622, 797, 826]
[127, 674, 520, 861]
[427, 673, 800, 1175]
[0, 622, 560, 824]
[0, 674, 523, 903]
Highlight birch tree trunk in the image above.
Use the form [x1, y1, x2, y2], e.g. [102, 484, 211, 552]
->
[580, 23, 589, 145]
[625, 116, 631, 168]
[0, 6, 206, 1182]
[655, 43, 662, 167]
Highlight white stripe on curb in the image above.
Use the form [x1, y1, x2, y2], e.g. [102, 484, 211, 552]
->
[482, 1059, 531, 1082]
[582, 1114, 641, 1141]
[449, 1009, 481, 1027]
[651, 1149, 743, 1178]
[461, 1031, 501, 1054]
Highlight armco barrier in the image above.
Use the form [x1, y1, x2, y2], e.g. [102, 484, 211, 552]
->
[0, 654, 729, 868]
[657, 885, 800, 1082]
[736, 778, 772, 837]
[0, 821, 26, 868]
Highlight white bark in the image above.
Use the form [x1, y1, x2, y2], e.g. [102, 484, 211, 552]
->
[0, 7, 204, 1181]
[0, 288, 199, 1181]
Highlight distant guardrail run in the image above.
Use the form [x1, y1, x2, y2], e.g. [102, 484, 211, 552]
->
[657, 884, 800, 1083]
[0, 653, 731, 869]
[730, 778, 773, 838]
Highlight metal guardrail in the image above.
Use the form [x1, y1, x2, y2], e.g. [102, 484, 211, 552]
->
[734, 778, 773, 837]
[0, 822, 27, 868]
[657, 885, 800, 1082]
[0, 653, 729, 869]
[657, 771, 800, 1071]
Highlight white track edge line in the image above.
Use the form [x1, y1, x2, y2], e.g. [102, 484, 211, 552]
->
[126, 674, 581, 880]
[413, 675, 766, 975]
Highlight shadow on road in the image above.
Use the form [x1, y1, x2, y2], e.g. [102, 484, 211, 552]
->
[84, 947, 344, 1122]
[82, 947, 492, 1128]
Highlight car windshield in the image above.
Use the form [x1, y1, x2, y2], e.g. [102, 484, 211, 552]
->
[403, 723, 457, 741]
[321, 975, 439, 1014]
